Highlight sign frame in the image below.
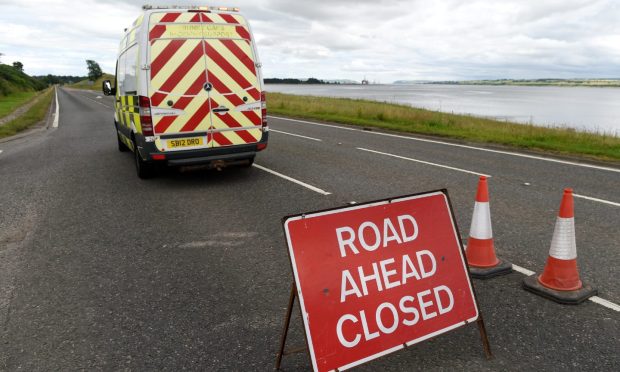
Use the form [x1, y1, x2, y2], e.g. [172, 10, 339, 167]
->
[275, 189, 492, 371]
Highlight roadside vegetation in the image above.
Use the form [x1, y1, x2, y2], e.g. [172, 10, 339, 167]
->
[268, 93, 620, 161]
[0, 87, 53, 139]
[0, 63, 47, 119]
[69, 73, 114, 91]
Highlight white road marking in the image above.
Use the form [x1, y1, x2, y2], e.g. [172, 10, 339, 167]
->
[269, 115, 620, 174]
[589, 296, 620, 312]
[270, 129, 322, 142]
[512, 264, 535, 276]
[52, 86, 59, 128]
[0, 150, 3, 156]
[358, 147, 492, 177]
[253, 164, 331, 195]
[512, 263, 620, 312]
[574, 193, 620, 207]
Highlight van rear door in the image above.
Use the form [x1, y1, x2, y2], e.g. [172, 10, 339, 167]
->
[148, 11, 211, 150]
[148, 11, 262, 150]
[202, 13, 262, 148]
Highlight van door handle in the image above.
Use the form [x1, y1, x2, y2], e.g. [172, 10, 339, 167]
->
[212, 106, 229, 114]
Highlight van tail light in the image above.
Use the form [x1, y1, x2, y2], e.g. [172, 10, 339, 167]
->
[139, 96, 154, 136]
[260, 91, 267, 129]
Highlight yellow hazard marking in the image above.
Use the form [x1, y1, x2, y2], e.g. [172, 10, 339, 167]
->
[154, 24, 238, 39]
[164, 96, 212, 133]
[215, 128, 261, 145]
[149, 12, 198, 25]
[150, 39, 203, 92]
[133, 14, 144, 27]
[209, 39, 258, 87]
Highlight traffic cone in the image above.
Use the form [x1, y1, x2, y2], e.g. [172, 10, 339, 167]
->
[523, 188, 597, 304]
[466, 176, 512, 279]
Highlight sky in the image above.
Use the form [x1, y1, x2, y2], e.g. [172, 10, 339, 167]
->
[1, 0, 619, 83]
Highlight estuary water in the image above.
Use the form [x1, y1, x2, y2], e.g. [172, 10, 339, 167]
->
[266, 84, 620, 135]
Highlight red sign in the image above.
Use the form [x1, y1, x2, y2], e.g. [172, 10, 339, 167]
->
[283, 191, 478, 371]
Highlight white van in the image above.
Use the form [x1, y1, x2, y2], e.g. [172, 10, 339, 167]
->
[103, 5, 268, 178]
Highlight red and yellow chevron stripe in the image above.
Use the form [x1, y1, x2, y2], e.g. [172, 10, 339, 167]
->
[147, 11, 262, 148]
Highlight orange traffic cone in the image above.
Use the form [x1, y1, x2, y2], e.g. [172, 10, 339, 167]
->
[523, 189, 597, 304]
[466, 176, 512, 279]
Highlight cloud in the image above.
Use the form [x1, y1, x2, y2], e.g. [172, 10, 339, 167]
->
[0, 0, 618, 81]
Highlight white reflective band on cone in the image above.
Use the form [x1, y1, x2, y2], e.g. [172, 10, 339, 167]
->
[469, 201, 493, 239]
[549, 217, 577, 260]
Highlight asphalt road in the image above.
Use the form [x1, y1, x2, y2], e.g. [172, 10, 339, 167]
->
[0, 87, 618, 371]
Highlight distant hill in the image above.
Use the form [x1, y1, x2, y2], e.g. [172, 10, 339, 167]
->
[0, 64, 46, 96]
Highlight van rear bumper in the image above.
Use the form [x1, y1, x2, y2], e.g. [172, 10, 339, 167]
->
[167, 151, 256, 166]
[141, 132, 268, 167]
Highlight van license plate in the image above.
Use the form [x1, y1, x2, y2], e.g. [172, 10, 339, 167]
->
[167, 137, 203, 148]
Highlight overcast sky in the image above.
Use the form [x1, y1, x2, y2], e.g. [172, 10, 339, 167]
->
[1, 0, 619, 82]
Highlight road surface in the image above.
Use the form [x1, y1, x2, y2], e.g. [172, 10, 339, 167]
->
[0, 87, 618, 370]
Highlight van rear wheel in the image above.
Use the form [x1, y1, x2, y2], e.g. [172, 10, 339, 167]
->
[134, 142, 155, 179]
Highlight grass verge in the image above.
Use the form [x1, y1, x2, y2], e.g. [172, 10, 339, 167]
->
[69, 73, 114, 91]
[0, 91, 39, 118]
[0, 88, 54, 139]
[267, 93, 620, 162]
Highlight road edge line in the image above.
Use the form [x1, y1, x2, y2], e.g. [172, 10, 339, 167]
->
[52, 86, 59, 128]
[253, 164, 331, 195]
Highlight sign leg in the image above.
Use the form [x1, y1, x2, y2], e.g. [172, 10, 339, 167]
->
[476, 315, 493, 360]
[275, 282, 297, 370]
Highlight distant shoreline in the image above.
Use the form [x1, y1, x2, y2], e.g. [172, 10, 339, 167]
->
[422, 79, 620, 88]
[267, 78, 620, 87]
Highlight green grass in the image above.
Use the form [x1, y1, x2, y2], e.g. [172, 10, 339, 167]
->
[0, 91, 40, 118]
[69, 73, 114, 91]
[267, 93, 620, 161]
[0, 88, 54, 139]
[0, 64, 46, 96]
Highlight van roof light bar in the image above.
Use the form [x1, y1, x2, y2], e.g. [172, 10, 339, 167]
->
[142, 5, 240, 12]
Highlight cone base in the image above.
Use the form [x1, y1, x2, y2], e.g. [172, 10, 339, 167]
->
[522, 274, 597, 305]
[469, 259, 513, 279]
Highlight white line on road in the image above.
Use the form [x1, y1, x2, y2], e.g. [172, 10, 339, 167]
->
[589, 296, 620, 312]
[0, 150, 3, 156]
[269, 115, 620, 174]
[512, 264, 620, 312]
[253, 164, 331, 195]
[52, 86, 59, 128]
[270, 129, 322, 142]
[574, 193, 620, 207]
[358, 147, 492, 178]
[512, 264, 535, 276]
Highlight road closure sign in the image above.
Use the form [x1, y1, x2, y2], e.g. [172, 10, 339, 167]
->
[283, 190, 478, 372]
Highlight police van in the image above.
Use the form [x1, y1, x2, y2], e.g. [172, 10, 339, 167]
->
[103, 5, 268, 178]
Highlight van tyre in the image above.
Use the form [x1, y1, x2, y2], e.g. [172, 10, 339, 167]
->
[134, 142, 155, 179]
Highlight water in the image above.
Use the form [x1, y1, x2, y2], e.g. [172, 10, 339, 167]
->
[266, 84, 620, 135]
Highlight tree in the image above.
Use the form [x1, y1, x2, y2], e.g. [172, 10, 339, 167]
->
[12, 61, 23, 72]
[86, 59, 103, 81]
